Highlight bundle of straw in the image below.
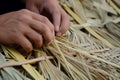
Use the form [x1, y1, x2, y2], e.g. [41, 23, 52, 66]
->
[0, 0, 120, 80]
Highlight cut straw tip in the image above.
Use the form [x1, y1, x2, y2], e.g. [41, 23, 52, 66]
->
[55, 26, 60, 32]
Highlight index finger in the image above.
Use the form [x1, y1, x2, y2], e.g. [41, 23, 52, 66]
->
[56, 8, 70, 36]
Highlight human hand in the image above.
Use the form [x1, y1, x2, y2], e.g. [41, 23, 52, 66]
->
[0, 9, 54, 52]
[26, 0, 70, 36]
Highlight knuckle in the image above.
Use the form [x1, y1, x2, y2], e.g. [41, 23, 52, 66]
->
[41, 24, 49, 32]
[18, 14, 29, 21]
[54, 9, 60, 14]
[41, 16, 49, 23]
[17, 9, 31, 21]
[20, 9, 30, 14]
[17, 14, 31, 23]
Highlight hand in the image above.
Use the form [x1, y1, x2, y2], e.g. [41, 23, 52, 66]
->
[0, 9, 54, 52]
[26, 0, 70, 36]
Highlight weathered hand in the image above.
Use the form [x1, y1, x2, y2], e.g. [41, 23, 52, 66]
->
[0, 9, 54, 52]
[26, 0, 70, 36]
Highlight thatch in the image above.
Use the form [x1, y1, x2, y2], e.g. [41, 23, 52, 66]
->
[0, 0, 120, 80]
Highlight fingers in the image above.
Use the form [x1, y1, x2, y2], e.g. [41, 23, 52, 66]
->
[16, 9, 54, 51]
[22, 9, 54, 35]
[47, 6, 70, 36]
[28, 19, 54, 44]
[57, 8, 70, 36]
[17, 9, 54, 44]
[25, 3, 70, 37]
[25, 28, 43, 48]
[32, 14, 54, 35]
[25, 0, 70, 36]
[14, 22, 52, 52]
[52, 9, 61, 32]
[14, 34, 33, 52]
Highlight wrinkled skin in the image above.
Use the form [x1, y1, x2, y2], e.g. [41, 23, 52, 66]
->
[0, 9, 54, 52]
[25, 0, 70, 36]
[0, 0, 70, 52]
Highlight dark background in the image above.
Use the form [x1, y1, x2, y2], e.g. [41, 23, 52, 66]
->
[0, 0, 25, 14]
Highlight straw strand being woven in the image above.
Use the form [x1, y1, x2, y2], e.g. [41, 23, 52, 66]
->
[0, 0, 120, 80]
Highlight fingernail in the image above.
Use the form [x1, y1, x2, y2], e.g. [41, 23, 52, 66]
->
[56, 26, 60, 32]
[56, 32, 61, 36]
[53, 31, 55, 36]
